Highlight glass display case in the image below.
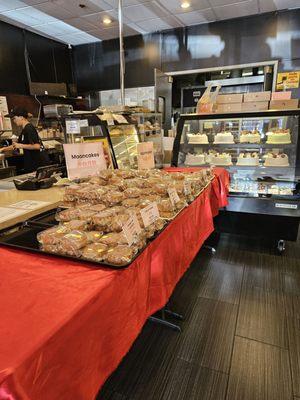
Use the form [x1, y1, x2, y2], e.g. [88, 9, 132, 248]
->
[108, 124, 140, 169]
[172, 110, 300, 250]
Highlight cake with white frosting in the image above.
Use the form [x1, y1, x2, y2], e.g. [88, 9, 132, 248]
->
[187, 133, 209, 144]
[266, 129, 291, 144]
[214, 131, 234, 144]
[236, 152, 259, 166]
[185, 153, 206, 166]
[263, 152, 289, 167]
[239, 130, 261, 143]
[207, 151, 232, 166]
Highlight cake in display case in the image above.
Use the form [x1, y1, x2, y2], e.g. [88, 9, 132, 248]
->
[172, 109, 300, 251]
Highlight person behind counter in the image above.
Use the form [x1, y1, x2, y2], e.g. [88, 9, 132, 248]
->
[0, 107, 49, 173]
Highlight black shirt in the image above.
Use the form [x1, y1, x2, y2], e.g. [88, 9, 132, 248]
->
[18, 123, 44, 173]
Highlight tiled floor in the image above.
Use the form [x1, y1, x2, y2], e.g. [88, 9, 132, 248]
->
[97, 233, 300, 400]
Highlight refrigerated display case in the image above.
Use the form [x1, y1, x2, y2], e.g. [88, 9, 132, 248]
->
[172, 109, 300, 252]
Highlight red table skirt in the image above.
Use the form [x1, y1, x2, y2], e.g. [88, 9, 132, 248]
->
[0, 169, 229, 400]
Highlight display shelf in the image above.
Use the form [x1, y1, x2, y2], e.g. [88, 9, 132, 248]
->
[186, 143, 294, 149]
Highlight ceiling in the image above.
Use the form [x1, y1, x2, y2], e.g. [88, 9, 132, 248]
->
[0, 0, 299, 46]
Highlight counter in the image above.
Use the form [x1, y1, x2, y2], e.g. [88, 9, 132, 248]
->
[0, 186, 63, 230]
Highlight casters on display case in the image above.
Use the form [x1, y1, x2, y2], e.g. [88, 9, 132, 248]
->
[276, 239, 286, 255]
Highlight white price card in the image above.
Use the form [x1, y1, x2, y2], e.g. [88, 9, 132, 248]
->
[0, 207, 28, 223]
[79, 119, 89, 128]
[113, 114, 128, 124]
[183, 181, 192, 196]
[9, 200, 50, 210]
[168, 187, 180, 206]
[275, 203, 298, 210]
[66, 119, 81, 134]
[107, 119, 115, 126]
[140, 202, 160, 228]
[122, 213, 142, 246]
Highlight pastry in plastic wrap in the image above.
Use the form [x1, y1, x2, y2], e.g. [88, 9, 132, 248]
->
[88, 204, 107, 213]
[99, 232, 128, 246]
[175, 199, 188, 211]
[169, 172, 185, 181]
[37, 225, 69, 245]
[105, 245, 138, 266]
[122, 198, 141, 208]
[91, 210, 114, 231]
[103, 191, 125, 206]
[40, 244, 59, 254]
[154, 183, 169, 195]
[88, 176, 108, 186]
[56, 207, 81, 222]
[64, 185, 82, 196]
[63, 219, 88, 231]
[98, 170, 113, 181]
[143, 194, 162, 203]
[157, 199, 174, 213]
[123, 187, 142, 198]
[60, 231, 89, 257]
[110, 213, 132, 232]
[115, 169, 136, 179]
[81, 243, 108, 262]
[86, 231, 104, 243]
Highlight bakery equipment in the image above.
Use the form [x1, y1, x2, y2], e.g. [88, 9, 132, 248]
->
[43, 104, 73, 118]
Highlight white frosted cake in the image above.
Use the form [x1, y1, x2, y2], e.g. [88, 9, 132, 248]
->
[207, 152, 232, 166]
[236, 152, 259, 166]
[263, 153, 289, 167]
[266, 129, 291, 144]
[239, 130, 261, 144]
[185, 153, 206, 166]
[214, 131, 234, 144]
[187, 133, 209, 144]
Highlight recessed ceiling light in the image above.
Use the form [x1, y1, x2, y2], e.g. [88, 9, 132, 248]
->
[181, 1, 190, 9]
[103, 17, 112, 25]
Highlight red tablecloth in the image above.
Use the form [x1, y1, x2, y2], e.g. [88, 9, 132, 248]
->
[0, 170, 229, 400]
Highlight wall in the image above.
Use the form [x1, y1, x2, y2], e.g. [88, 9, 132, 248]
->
[0, 20, 73, 95]
[73, 8, 300, 94]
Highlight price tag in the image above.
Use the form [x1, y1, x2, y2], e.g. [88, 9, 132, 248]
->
[137, 142, 155, 169]
[168, 187, 180, 207]
[184, 181, 192, 196]
[122, 213, 142, 246]
[107, 119, 115, 126]
[66, 119, 81, 134]
[80, 119, 89, 128]
[275, 203, 298, 210]
[140, 202, 160, 228]
[9, 200, 50, 210]
[113, 114, 128, 124]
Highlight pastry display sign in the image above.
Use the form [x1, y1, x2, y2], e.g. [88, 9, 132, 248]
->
[66, 119, 81, 134]
[168, 187, 180, 207]
[276, 71, 300, 90]
[122, 213, 142, 246]
[137, 142, 155, 170]
[63, 142, 107, 180]
[140, 202, 160, 227]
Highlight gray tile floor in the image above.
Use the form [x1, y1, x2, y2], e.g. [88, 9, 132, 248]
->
[97, 233, 300, 400]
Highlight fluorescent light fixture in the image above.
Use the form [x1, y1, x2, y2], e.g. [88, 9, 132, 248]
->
[181, 1, 190, 9]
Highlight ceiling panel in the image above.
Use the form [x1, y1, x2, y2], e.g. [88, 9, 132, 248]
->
[158, 0, 211, 13]
[176, 8, 215, 25]
[213, 0, 259, 20]
[0, 0, 299, 44]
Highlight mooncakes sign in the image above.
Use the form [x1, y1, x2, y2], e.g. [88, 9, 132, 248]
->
[63, 142, 107, 180]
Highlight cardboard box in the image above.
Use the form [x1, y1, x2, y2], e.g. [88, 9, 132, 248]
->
[271, 91, 292, 101]
[269, 99, 299, 110]
[241, 101, 269, 112]
[215, 103, 242, 113]
[243, 91, 271, 102]
[216, 94, 243, 104]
